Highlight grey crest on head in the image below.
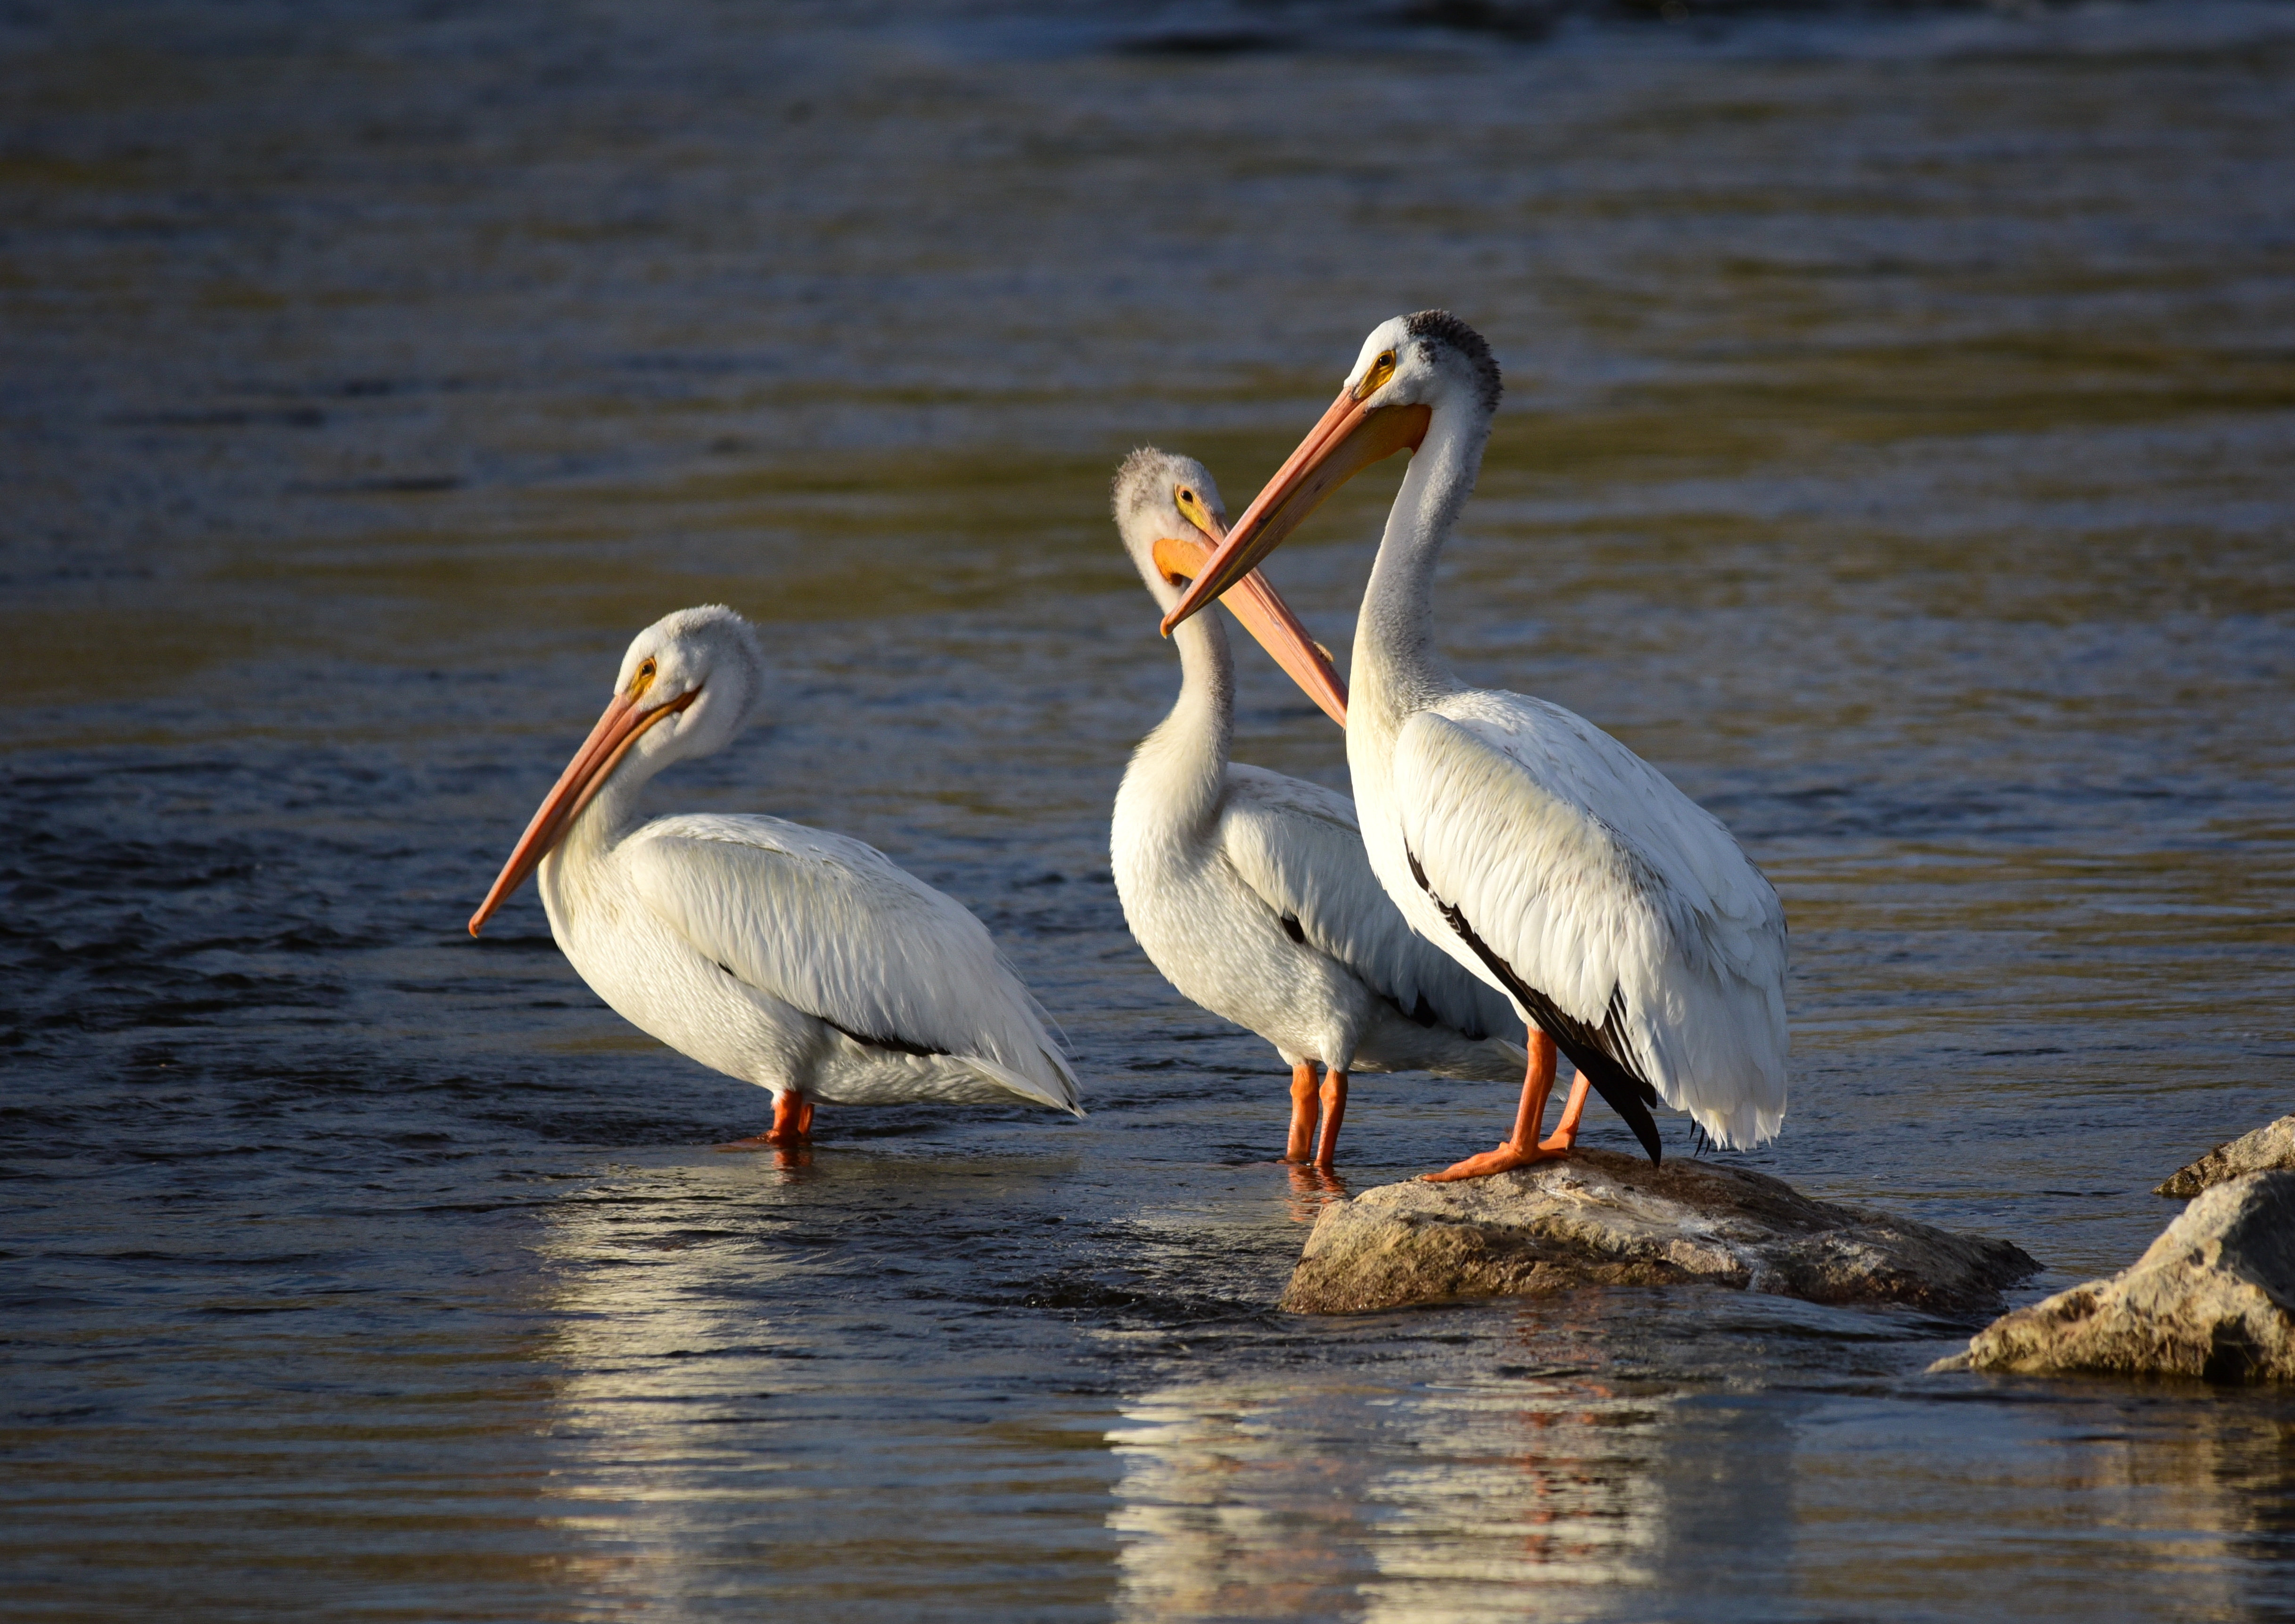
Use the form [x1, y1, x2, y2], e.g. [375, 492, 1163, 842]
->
[1112, 445, 1222, 530]
[1402, 310, 1503, 417]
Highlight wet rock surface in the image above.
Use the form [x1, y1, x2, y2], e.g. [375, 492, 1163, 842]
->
[1933, 1171, 2295, 1383]
[2156, 1116, 2295, 1198]
[1281, 1149, 2039, 1315]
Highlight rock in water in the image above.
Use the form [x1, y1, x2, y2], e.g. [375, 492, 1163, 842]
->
[1932, 1171, 2295, 1382]
[2155, 1116, 2295, 1198]
[1280, 1148, 2037, 1315]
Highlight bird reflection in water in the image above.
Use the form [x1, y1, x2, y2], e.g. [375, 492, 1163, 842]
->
[1284, 1164, 1350, 1225]
[1108, 1308, 1664, 1622]
[531, 1151, 1118, 1618]
[1484, 1301, 1649, 1590]
[716, 1137, 816, 1174]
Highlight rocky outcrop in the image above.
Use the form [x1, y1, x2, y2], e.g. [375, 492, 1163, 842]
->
[1280, 1148, 2038, 1315]
[2155, 1116, 2295, 1198]
[1931, 1171, 2295, 1383]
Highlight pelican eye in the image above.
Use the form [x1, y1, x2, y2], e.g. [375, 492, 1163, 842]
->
[628, 657, 659, 700]
[1357, 350, 1398, 398]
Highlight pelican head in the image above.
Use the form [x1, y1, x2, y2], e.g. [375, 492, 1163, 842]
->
[1112, 445, 1348, 727]
[469, 603, 765, 935]
[1111, 446, 1230, 612]
[1162, 310, 1501, 635]
[608, 603, 766, 768]
[1340, 309, 1503, 425]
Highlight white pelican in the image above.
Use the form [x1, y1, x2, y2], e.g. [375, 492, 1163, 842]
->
[1163, 313, 1788, 1179]
[468, 604, 1081, 1144]
[1110, 447, 1529, 1168]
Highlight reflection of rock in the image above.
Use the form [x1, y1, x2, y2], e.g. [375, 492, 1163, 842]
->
[1933, 1172, 2295, 1383]
[1282, 1149, 2036, 1315]
[2156, 1116, 2295, 1198]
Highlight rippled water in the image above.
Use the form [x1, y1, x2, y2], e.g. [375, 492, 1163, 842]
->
[5, 1, 2294, 1617]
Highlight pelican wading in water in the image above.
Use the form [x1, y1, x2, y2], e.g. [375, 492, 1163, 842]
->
[1163, 314, 1788, 1180]
[468, 605, 1081, 1145]
[1110, 448, 1529, 1168]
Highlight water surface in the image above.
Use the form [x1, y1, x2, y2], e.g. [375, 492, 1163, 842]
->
[4, 2, 2294, 1618]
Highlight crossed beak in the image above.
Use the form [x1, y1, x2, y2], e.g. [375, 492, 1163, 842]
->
[468, 685, 698, 936]
[1151, 520, 1349, 729]
[1161, 389, 1431, 637]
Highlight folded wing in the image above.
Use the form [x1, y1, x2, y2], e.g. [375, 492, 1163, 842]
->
[622, 814, 1081, 1114]
[1393, 694, 1787, 1151]
[1217, 765, 1523, 1045]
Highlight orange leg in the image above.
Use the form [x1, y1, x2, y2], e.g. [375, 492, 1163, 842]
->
[1312, 1069, 1349, 1169]
[1539, 1068, 1589, 1152]
[1423, 1030, 1568, 1182]
[765, 1090, 812, 1146]
[1284, 1061, 1318, 1163]
[717, 1092, 814, 1154]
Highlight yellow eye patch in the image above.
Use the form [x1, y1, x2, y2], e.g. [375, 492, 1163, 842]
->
[1356, 350, 1397, 399]
[627, 656, 658, 700]
[1172, 483, 1218, 538]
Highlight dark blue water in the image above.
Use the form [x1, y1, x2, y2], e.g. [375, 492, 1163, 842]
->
[5, 2, 2294, 1617]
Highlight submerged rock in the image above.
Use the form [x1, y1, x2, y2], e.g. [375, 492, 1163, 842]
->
[1281, 1148, 2037, 1315]
[1932, 1171, 2295, 1383]
[2155, 1116, 2295, 1198]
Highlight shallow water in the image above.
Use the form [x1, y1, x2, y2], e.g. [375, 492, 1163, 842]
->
[4, 1, 2294, 1617]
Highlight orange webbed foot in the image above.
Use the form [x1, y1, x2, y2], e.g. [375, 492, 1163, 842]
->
[1419, 1140, 1569, 1183]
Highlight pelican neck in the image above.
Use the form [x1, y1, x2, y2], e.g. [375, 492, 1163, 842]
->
[1131, 596, 1234, 828]
[1352, 394, 1489, 739]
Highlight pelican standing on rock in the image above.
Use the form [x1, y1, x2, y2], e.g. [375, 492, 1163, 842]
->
[469, 605, 1081, 1144]
[1110, 448, 1529, 1168]
[1162, 313, 1788, 1180]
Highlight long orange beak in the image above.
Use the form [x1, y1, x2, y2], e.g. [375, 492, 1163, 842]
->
[1151, 533, 1349, 728]
[468, 686, 698, 936]
[1161, 389, 1431, 636]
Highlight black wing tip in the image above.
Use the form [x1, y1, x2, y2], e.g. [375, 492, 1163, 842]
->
[1571, 1047, 1663, 1166]
[1403, 840, 1660, 1164]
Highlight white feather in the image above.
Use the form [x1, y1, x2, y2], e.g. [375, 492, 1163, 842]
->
[496, 604, 1082, 1126]
[1388, 697, 1786, 1147]
[1108, 446, 1525, 1092]
[1216, 767, 1522, 1055]
[1306, 312, 1792, 1154]
[622, 816, 1081, 1114]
